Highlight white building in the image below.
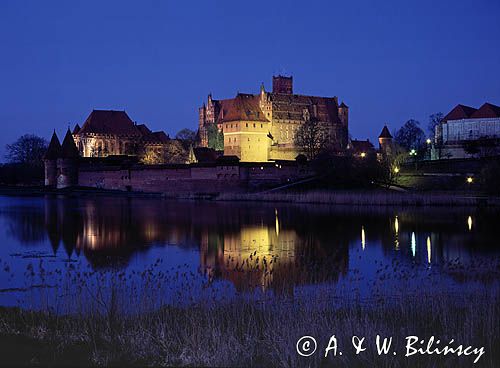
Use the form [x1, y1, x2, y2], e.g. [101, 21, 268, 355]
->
[433, 103, 500, 159]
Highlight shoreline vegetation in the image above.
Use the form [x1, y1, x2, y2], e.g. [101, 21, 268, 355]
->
[0, 289, 498, 367]
[0, 194, 498, 367]
[1, 185, 500, 207]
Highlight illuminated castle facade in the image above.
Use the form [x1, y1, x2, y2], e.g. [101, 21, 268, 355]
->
[72, 110, 195, 165]
[198, 76, 349, 162]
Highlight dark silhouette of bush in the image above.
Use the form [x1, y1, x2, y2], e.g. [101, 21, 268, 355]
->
[0, 163, 44, 185]
[480, 160, 500, 194]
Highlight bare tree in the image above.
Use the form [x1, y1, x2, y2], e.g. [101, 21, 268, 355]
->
[394, 119, 425, 151]
[5, 134, 48, 166]
[294, 118, 329, 160]
[175, 128, 196, 144]
[428, 112, 443, 135]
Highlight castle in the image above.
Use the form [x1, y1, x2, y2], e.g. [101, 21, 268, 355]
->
[72, 110, 195, 164]
[198, 75, 349, 161]
[43, 109, 197, 189]
[43, 123, 312, 192]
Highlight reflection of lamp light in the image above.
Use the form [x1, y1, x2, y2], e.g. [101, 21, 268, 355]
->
[275, 208, 280, 237]
[426, 236, 431, 264]
[411, 232, 416, 257]
[394, 216, 399, 250]
[361, 226, 366, 250]
[467, 216, 472, 231]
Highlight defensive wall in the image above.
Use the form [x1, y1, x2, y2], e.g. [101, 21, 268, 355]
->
[77, 160, 312, 194]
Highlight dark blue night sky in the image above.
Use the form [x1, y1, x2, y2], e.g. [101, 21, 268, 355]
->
[1, 0, 499, 159]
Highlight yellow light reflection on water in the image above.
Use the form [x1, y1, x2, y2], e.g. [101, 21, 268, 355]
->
[394, 216, 399, 250]
[467, 216, 472, 231]
[275, 208, 280, 237]
[411, 232, 416, 257]
[361, 226, 366, 250]
[426, 236, 431, 264]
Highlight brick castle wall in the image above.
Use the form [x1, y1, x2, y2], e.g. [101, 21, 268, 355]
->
[77, 162, 310, 194]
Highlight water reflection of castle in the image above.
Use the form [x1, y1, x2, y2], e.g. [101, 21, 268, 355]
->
[4, 198, 351, 290]
[2, 197, 497, 290]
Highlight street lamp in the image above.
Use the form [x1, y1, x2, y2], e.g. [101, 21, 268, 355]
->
[393, 166, 400, 174]
[466, 176, 473, 184]
[360, 152, 366, 158]
[409, 149, 418, 170]
[426, 138, 432, 145]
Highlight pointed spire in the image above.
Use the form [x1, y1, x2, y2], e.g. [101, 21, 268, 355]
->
[72, 123, 81, 134]
[61, 128, 80, 158]
[44, 130, 62, 160]
[260, 82, 265, 94]
[379, 125, 393, 139]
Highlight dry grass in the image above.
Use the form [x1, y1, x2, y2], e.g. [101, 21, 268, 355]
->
[0, 256, 498, 367]
[0, 289, 498, 367]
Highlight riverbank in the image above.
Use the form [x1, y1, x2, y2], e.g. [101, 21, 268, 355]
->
[215, 189, 500, 206]
[1, 185, 499, 206]
[0, 287, 498, 367]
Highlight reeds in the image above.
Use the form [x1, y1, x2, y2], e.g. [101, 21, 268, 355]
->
[0, 255, 498, 367]
[216, 190, 500, 206]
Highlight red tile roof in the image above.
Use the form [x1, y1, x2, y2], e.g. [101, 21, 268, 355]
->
[78, 110, 141, 136]
[470, 103, 500, 119]
[210, 92, 342, 124]
[217, 94, 269, 122]
[136, 124, 152, 136]
[442, 104, 477, 122]
[75, 110, 171, 146]
[270, 93, 341, 123]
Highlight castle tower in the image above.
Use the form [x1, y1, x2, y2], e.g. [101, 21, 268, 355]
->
[338, 102, 349, 126]
[272, 75, 293, 94]
[378, 125, 393, 155]
[44, 130, 62, 187]
[57, 128, 80, 189]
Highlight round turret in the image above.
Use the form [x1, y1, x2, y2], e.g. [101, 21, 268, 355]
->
[378, 125, 393, 155]
[44, 130, 62, 187]
[57, 128, 80, 189]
